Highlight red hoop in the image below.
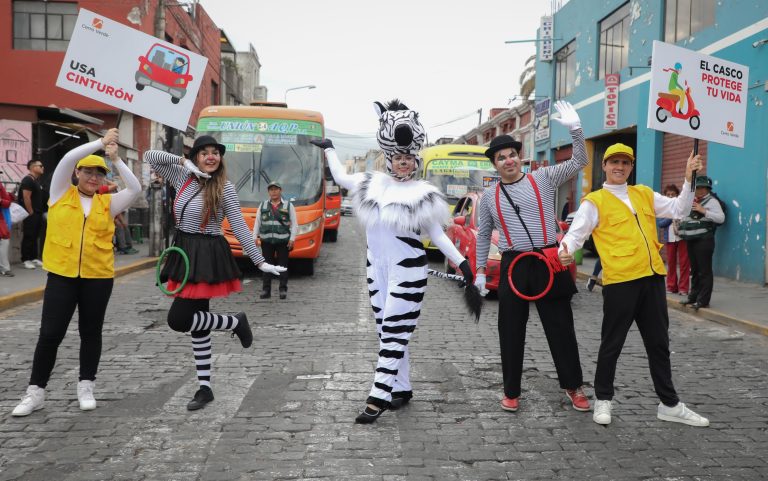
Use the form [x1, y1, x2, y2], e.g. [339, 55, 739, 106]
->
[507, 251, 554, 301]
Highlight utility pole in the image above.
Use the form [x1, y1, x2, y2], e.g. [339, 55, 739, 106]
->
[148, 0, 166, 257]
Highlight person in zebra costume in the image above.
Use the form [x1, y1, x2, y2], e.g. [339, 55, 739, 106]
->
[311, 99, 476, 424]
[475, 101, 591, 414]
[144, 135, 285, 411]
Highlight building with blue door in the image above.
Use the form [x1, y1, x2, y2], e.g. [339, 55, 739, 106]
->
[534, 0, 768, 284]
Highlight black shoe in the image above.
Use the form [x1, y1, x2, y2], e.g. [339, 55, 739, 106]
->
[231, 312, 253, 348]
[259, 289, 271, 299]
[389, 392, 412, 410]
[186, 386, 214, 411]
[680, 299, 695, 306]
[355, 405, 386, 424]
[690, 302, 708, 310]
[279, 287, 287, 300]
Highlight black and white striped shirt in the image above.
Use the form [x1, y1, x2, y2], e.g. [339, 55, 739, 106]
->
[476, 129, 587, 268]
[144, 150, 265, 265]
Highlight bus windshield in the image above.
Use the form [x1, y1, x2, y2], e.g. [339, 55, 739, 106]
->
[196, 117, 324, 208]
[424, 158, 497, 201]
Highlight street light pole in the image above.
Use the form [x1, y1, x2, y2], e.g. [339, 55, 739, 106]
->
[284, 84, 316, 103]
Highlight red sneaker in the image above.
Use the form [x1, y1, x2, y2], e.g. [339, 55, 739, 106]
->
[501, 395, 519, 412]
[565, 387, 590, 411]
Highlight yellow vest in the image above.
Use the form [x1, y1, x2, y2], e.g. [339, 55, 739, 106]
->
[585, 185, 666, 285]
[43, 186, 115, 278]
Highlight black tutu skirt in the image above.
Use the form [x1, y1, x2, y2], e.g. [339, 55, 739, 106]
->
[160, 231, 242, 298]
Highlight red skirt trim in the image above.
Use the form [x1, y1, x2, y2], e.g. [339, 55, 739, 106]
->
[166, 279, 242, 299]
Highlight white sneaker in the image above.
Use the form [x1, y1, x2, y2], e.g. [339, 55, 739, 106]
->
[657, 402, 709, 427]
[11, 385, 45, 416]
[77, 380, 97, 411]
[23, 260, 36, 269]
[31, 259, 43, 267]
[593, 399, 612, 425]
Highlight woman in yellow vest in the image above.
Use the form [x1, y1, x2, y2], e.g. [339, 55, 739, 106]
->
[12, 128, 141, 417]
[558, 143, 710, 427]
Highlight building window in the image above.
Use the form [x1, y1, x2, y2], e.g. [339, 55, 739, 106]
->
[13, 1, 77, 51]
[665, 0, 715, 43]
[211, 81, 218, 105]
[598, 3, 630, 79]
[555, 40, 576, 99]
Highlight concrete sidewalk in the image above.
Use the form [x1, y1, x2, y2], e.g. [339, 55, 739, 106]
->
[0, 240, 157, 312]
[576, 252, 768, 337]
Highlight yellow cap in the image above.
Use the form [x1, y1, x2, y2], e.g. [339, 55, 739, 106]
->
[76, 155, 110, 173]
[603, 143, 635, 162]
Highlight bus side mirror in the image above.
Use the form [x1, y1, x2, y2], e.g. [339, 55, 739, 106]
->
[326, 184, 339, 194]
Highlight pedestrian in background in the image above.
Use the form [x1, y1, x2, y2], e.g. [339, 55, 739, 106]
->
[0, 179, 15, 276]
[100, 180, 138, 255]
[11, 128, 141, 417]
[657, 184, 689, 296]
[20, 159, 45, 269]
[144, 135, 285, 411]
[679, 176, 725, 310]
[475, 100, 590, 414]
[559, 146, 709, 427]
[253, 181, 296, 299]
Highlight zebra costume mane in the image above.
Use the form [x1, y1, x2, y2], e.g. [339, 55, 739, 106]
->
[353, 171, 449, 233]
[374, 99, 426, 180]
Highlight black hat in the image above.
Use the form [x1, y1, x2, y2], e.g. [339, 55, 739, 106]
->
[190, 135, 226, 159]
[485, 135, 523, 161]
[695, 175, 713, 189]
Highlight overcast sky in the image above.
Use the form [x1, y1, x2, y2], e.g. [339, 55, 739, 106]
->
[197, 0, 550, 157]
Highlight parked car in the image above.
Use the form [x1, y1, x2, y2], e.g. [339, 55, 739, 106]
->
[445, 192, 577, 295]
[340, 197, 354, 216]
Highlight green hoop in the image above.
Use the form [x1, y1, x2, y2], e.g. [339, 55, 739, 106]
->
[156, 246, 190, 295]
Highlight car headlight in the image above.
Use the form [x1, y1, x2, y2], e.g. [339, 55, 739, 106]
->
[143, 64, 152, 74]
[174, 78, 186, 85]
[325, 208, 339, 217]
[488, 242, 501, 261]
[296, 216, 323, 235]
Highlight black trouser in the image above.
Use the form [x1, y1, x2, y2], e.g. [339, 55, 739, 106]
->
[167, 297, 210, 333]
[261, 241, 289, 290]
[21, 212, 43, 261]
[687, 236, 715, 306]
[596, 275, 679, 406]
[29, 273, 114, 388]
[497, 253, 583, 398]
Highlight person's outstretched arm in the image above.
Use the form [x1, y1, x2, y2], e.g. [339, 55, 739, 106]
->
[654, 152, 700, 218]
[543, 101, 588, 186]
[309, 139, 365, 192]
[50, 128, 118, 206]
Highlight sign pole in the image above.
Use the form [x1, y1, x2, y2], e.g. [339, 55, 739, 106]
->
[691, 138, 699, 191]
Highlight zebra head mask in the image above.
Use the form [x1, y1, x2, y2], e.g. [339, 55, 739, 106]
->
[374, 99, 426, 181]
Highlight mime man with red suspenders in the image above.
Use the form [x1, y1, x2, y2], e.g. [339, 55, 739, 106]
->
[475, 100, 590, 414]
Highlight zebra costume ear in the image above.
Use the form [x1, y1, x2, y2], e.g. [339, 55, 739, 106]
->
[373, 101, 387, 117]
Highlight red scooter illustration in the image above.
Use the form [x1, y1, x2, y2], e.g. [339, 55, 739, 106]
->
[655, 83, 700, 130]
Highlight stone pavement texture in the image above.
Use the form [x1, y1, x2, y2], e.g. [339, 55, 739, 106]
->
[1, 221, 767, 480]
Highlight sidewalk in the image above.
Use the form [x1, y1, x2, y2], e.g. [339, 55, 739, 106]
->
[576, 252, 768, 337]
[0, 240, 157, 312]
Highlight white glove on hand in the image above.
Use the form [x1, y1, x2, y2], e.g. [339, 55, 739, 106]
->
[552, 100, 581, 131]
[258, 262, 287, 276]
[183, 159, 210, 179]
[474, 274, 489, 297]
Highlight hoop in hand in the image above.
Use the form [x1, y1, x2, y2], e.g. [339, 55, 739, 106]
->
[156, 246, 189, 295]
[507, 251, 554, 301]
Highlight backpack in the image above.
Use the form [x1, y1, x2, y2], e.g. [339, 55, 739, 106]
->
[710, 192, 727, 224]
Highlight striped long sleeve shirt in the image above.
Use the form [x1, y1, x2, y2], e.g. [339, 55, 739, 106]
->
[476, 128, 587, 269]
[144, 150, 265, 266]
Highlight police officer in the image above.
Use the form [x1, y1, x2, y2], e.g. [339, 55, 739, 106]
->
[254, 181, 297, 299]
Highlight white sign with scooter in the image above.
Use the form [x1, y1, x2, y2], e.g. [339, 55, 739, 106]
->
[646, 40, 749, 148]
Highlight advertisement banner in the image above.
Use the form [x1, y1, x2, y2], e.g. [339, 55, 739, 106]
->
[603, 73, 620, 130]
[646, 40, 748, 148]
[534, 98, 551, 142]
[539, 16, 553, 62]
[55, 9, 208, 131]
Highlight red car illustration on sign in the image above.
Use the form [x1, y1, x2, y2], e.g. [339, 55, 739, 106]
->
[135, 43, 193, 104]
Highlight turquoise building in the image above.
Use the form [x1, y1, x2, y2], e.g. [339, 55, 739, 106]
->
[535, 0, 768, 283]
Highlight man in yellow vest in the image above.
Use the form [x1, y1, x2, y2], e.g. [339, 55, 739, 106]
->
[558, 143, 710, 427]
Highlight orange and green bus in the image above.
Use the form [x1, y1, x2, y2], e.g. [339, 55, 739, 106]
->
[420, 144, 498, 251]
[195, 103, 325, 274]
[323, 166, 341, 242]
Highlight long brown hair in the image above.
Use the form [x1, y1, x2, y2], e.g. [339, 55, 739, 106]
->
[196, 151, 227, 228]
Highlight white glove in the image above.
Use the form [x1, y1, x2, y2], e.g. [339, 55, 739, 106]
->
[258, 262, 287, 276]
[183, 159, 210, 179]
[474, 274, 489, 297]
[552, 100, 581, 131]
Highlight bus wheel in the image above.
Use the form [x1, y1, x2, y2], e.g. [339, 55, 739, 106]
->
[324, 229, 338, 242]
[301, 259, 315, 276]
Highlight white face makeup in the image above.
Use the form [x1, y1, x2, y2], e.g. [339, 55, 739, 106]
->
[493, 147, 522, 182]
[196, 146, 222, 174]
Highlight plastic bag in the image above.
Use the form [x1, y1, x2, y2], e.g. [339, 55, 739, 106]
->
[9, 202, 29, 224]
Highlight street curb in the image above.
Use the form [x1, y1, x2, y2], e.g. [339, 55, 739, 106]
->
[0, 257, 158, 313]
[574, 270, 768, 338]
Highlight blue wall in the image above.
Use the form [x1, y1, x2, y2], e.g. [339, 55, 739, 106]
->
[536, 0, 768, 283]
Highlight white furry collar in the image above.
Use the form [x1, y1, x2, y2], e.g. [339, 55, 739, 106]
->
[353, 172, 449, 233]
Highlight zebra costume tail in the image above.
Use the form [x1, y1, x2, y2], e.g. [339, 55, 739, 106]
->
[427, 268, 483, 322]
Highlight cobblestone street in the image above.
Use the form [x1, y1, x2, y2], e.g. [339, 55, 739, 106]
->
[1, 220, 767, 481]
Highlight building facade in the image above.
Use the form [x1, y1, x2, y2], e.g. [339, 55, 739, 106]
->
[535, 0, 768, 284]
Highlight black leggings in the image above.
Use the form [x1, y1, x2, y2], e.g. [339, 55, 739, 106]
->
[30, 273, 114, 388]
[167, 297, 210, 333]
